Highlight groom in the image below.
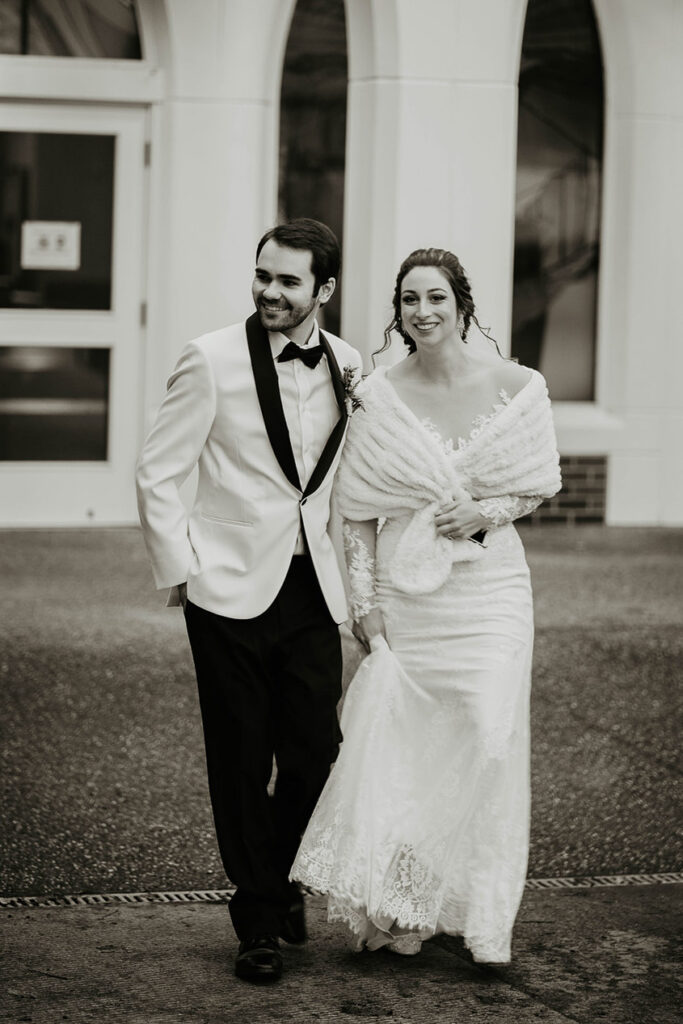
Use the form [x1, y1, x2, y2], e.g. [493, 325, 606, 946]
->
[136, 219, 362, 982]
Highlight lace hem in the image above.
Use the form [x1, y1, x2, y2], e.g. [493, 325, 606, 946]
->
[325, 893, 512, 964]
[343, 523, 378, 618]
[294, 837, 519, 964]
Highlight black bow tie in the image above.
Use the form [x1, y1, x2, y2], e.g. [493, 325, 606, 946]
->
[277, 341, 325, 369]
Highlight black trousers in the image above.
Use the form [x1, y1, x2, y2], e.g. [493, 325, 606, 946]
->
[184, 555, 342, 940]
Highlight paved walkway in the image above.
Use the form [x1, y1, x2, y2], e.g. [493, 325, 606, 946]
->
[2, 882, 681, 1023]
[2, 525, 682, 1022]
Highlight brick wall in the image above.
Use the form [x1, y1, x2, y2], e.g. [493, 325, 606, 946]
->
[522, 455, 607, 525]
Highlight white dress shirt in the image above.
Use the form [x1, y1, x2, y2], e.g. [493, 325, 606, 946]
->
[269, 321, 340, 553]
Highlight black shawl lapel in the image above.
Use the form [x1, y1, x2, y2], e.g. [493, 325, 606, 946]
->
[303, 330, 349, 498]
[245, 312, 301, 491]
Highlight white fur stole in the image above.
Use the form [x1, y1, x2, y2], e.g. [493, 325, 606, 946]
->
[335, 367, 561, 594]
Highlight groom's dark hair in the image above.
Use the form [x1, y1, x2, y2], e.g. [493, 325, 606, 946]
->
[256, 218, 340, 295]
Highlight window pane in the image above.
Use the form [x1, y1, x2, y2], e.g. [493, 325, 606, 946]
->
[0, 346, 109, 461]
[0, 0, 142, 59]
[0, 132, 114, 310]
[0, 1, 23, 54]
[512, 0, 603, 400]
[279, 0, 347, 336]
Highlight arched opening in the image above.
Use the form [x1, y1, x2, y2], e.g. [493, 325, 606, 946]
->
[279, 0, 347, 335]
[512, 0, 604, 400]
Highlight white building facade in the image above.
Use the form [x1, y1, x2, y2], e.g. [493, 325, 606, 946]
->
[0, 0, 681, 526]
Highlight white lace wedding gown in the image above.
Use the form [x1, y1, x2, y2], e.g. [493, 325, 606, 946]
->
[291, 390, 544, 964]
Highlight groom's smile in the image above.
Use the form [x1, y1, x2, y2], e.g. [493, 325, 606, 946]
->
[259, 299, 291, 316]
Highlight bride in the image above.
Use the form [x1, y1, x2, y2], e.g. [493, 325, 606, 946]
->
[291, 248, 561, 964]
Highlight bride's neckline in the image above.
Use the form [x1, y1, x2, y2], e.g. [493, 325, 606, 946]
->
[376, 364, 533, 453]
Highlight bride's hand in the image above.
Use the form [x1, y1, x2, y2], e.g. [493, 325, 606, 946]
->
[351, 607, 387, 653]
[435, 495, 489, 539]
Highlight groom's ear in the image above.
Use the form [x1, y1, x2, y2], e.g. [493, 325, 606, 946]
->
[318, 277, 336, 305]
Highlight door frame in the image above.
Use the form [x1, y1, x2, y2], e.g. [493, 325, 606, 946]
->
[0, 100, 149, 525]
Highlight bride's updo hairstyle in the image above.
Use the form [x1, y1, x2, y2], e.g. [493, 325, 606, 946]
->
[376, 248, 500, 361]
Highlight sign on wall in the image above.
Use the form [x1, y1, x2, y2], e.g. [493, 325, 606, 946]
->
[20, 221, 82, 271]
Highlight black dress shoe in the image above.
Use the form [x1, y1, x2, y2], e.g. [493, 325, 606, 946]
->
[280, 898, 307, 945]
[234, 936, 282, 983]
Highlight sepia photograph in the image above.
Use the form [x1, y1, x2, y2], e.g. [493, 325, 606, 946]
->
[1, 1, 681, 1021]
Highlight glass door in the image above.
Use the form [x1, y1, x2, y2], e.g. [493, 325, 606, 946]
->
[0, 102, 146, 524]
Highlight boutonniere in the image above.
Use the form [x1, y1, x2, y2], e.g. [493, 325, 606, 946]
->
[341, 365, 365, 414]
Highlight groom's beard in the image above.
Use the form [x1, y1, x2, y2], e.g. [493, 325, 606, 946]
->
[256, 294, 317, 334]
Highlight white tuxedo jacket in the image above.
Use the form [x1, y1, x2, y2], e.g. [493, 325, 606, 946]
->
[136, 313, 363, 623]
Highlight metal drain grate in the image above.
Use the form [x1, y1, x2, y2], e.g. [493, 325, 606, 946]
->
[1, 873, 681, 910]
[0, 888, 235, 910]
[524, 871, 683, 890]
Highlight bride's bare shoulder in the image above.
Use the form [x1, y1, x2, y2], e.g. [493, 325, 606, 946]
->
[487, 359, 533, 399]
[385, 357, 414, 382]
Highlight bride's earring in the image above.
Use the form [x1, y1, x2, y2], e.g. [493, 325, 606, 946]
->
[457, 314, 466, 341]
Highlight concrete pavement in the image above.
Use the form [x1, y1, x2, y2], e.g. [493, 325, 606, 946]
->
[2, 883, 681, 1023]
[1, 525, 682, 1022]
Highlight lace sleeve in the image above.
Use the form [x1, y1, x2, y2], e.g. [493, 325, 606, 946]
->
[343, 522, 378, 619]
[477, 495, 544, 527]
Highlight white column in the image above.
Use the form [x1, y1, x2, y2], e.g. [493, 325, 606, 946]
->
[342, 0, 526, 368]
[140, 0, 296, 414]
[594, 0, 683, 523]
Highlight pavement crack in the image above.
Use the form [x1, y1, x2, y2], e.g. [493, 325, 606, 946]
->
[27, 967, 70, 980]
